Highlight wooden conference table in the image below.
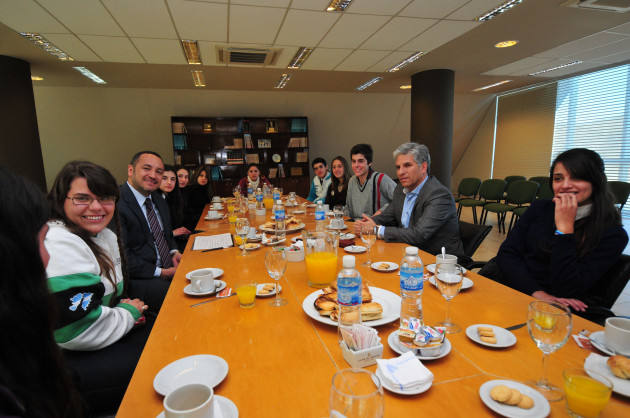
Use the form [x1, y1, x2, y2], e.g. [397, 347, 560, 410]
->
[117, 201, 629, 417]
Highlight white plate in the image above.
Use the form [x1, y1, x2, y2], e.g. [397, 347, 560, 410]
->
[425, 263, 467, 274]
[465, 324, 517, 348]
[325, 211, 334, 216]
[186, 268, 224, 281]
[339, 233, 355, 240]
[157, 395, 238, 418]
[326, 224, 347, 230]
[239, 244, 261, 251]
[479, 380, 550, 418]
[306, 204, 316, 208]
[184, 280, 227, 296]
[375, 367, 432, 395]
[246, 234, 263, 243]
[256, 283, 281, 297]
[371, 262, 399, 272]
[429, 276, 474, 290]
[344, 245, 367, 253]
[204, 216, 224, 221]
[262, 238, 286, 246]
[584, 352, 630, 397]
[153, 355, 229, 396]
[259, 223, 305, 234]
[387, 331, 452, 360]
[302, 287, 401, 327]
[292, 210, 306, 214]
[588, 331, 616, 356]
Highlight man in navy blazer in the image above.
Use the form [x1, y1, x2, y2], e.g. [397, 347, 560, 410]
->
[356, 143, 463, 256]
[117, 151, 182, 310]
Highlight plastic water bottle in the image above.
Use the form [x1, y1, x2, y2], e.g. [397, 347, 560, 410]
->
[247, 181, 253, 197]
[337, 255, 362, 343]
[400, 246, 424, 326]
[315, 199, 326, 231]
[255, 188, 264, 210]
[272, 187, 281, 201]
[274, 200, 286, 240]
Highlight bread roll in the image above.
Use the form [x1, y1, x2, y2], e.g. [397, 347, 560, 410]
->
[608, 355, 630, 379]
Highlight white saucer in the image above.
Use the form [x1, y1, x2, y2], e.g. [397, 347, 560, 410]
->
[425, 263, 467, 274]
[375, 367, 432, 395]
[387, 330, 452, 360]
[465, 324, 517, 348]
[479, 380, 550, 417]
[326, 224, 347, 230]
[371, 261, 399, 272]
[153, 355, 229, 396]
[588, 331, 616, 356]
[184, 280, 226, 296]
[256, 283, 282, 297]
[344, 245, 367, 253]
[292, 210, 306, 214]
[204, 216, 224, 221]
[429, 276, 473, 290]
[246, 234, 263, 242]
[157, 395, 238, 418]
[186, 268, 224, 280]
[239, 244, 261, 251]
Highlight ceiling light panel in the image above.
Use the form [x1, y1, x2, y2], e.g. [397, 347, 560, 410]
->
[38, 0, 123, 36]
[41, 33, 101, 61]
[20, 33, 74, 60]
[336, 50, 389, 72]
[361, 17, 436, 51]
[400, 85, 411, 89]
[275, 73, 292, 89]
[229, 5, 285, 44]
[494, 40, 518, 48]
[367, 50, 415, 72]
[473, 80, 511, 91]
[448, 0, 510, 20]
[319, 14, 389, 49]
[191, 70, 205, 87]
[326, 0, 353, 12]
[31, 76, 44, 81]
[476, 0, 524, 22]
[386, 52, 426, 72]
[181, 40, 202, 65]
[73, 67, 106, 84]
[356, 77, 383, 91]
[103, 0, 177, 38]
[274, 10, 338, 46]
[288, 47, 313, 68]
[528, 61, 582, 76]
[169, 1, 227, 41]
[77, 35, 145, 63]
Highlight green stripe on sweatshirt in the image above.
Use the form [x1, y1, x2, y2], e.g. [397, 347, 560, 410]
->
[53, 306, 103, 344]
[48, 272, 101, 292]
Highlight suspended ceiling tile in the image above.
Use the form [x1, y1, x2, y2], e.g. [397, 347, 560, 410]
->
[0, 0, 67, 33]
[529, 61, 605, 78]
[482, 56, 554, 76]
[345, 0, 409, 15]
[266, 45, 299, 68]
[447, 0, 506, 20]
[198, 41, 226, 66]
[536, 32, 628, 59]
[229, 5, 285, 44]
[290, 0, 330, 11]
[319, 14, 389, 49]
[231, 0, 290, 6]
[300, 47, 352, 70]
[509, 59, 577, 76]
[401, 20, 479, 52]
[563, 39, 630, 62]
[367, 50, 418, 72]
[36, 0, 123, 36]
[275, 10, 339, 46]
[103, 0, 177, 39]
[595, 49, 630, 64]
[42, 33, 102, 61]
[132, 38, 185, 64]
[78, 35, 145, 63]
[168, 0, 227, 41]
[400, 0, 469, 19]
[361, 17, 437, 50]
[606, 21, 630, 36]
[335, 49, 389, 71]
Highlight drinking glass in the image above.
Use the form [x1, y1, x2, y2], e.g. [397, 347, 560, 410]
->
[360, 225, 376, 267]
[333, 205, 344, 229]
[526, 300, 572, 401]
[265, 249, 288, 306]
[235, 218, 250, 256]
[563, 368, 612, 418]
[233, 186, 240, 199]
[434, 263, 464, 333]
[330, 368, 383, 418]
[239, 196, 248, 214]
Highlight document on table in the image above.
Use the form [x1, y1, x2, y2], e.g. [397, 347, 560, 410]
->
[192, 233, 234, 251]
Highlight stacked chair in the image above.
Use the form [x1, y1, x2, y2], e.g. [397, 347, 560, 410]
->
[454, 177, 481, 219]
[608, 181, 630, 210]
[529, 176, 553, 200]
[502, 175, 526, 202]
[455, 220, 493, 269]
[483, 180, 539, 233]
[457, 179, 506, 224]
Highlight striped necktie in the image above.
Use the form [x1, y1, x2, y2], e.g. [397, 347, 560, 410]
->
[144, 197, 172, 269]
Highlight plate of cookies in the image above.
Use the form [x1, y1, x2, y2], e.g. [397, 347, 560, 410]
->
[466, 324, 517, 348]
[370, 261, 399, 272]
[256, 283, 281, 297]
[479, 380, 549, 417]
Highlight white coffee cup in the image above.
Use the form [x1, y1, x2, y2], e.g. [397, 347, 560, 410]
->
[207, 210, 219, 219]
[247, 228, 257, 239]
[212, 202, 222, 209]
[324, 204, 330, 212]
[190, 271, 215, 293]
[163, 383, 214, 418]
[436, 254, 457, 266]
[605, 317, 630, 355]
[212, 196, 221, 203]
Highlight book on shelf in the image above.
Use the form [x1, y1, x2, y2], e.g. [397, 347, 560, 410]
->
[210, 166, 223, 180]
[257, 138, 271, 148]
[173, 134, 187, 150]
[245, 153, 259, 164]
[172, 122, 187, 134]
[174, 154, 182, 165]
[290, 167, 303, 176]
[268, 168, 278, 179]
[244, 134, 253, 149]
[288, 137, 308, 147]
[204, 154, 217, 164]
[225, 138, 244, 149]
[290, 118, 307, 132]
[278, 164, 285, 178]
[295, 151, 308, 163]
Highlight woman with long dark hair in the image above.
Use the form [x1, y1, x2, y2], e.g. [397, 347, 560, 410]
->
[184, 165, 213, 230]
[0, 165, 84, 417]
[325, 156, 350, 207]
[46, 161, 153, 414]
[493, 148, 628, 311]
[160, 165, 190, 251]
[238, 163, 271, 196]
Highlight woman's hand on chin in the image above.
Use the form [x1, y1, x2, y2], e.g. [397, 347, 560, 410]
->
[532, 290, 587, 312]
[553, 193, 577, 234]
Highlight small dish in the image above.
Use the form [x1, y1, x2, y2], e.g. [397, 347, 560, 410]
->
[584, 352, 630, 397]
[262, 238, 285, 246]
[465, 324, 517, 348]
[339, 233, 355, 240]
[183, 280, 226, 296]
[186, 268, 224, 280]
[306, 203, 316, 208]
[326, 224, 347, 230]
[588, 331, 616, 356]
[239, 243, 261, 251]
[375, 367, 432, 395]
[325, 211, 334, 216]
[429, 276, 474, 290]
[153, 355, 229, 396]
[426, 263, 467, 274]
[292, 209, 306, 214]
[256, 283, 281, 297]
[387, 330, 451, 360]
[246, 234, 263, 243]
[204, 215, 224, 221]
[344, 245, 367, 254]
[157, 395, 238, 418]
[479, 380, 550, 417]
[370, 261, 399, 272]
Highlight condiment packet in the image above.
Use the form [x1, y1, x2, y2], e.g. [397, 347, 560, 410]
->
[340, 324, 381, 351]
[217, 288, 232, 298]
[573, 334, 594, 350]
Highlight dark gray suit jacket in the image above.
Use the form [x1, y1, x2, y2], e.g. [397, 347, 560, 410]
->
[117, 182, 177, 280]
[372, 177, 463, 255]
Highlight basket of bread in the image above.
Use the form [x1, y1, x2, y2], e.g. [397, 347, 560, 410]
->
[313, 281, 383, 322]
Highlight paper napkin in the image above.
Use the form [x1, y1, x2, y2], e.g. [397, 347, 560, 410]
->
[376, 352, 433, 391]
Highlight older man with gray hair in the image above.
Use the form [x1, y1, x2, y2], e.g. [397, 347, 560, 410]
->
[355, 142, 463, 255]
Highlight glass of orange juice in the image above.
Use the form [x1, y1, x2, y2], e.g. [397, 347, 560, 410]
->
[563, 368, 612, 418]
[228, 209, 237, 224]
[263, 196, 274, 210]
[236, 280, 257, 308]
[302, 230, 339, 288]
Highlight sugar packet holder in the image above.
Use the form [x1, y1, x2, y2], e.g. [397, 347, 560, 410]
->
[341, 341, 383, 368]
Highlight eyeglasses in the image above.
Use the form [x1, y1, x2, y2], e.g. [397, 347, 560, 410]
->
[66, 195, 116, 206]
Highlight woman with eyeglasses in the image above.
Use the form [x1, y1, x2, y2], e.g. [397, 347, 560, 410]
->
[45, 160, 153, 415]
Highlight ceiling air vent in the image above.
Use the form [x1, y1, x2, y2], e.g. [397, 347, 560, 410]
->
[217, 47, 278, 65]
[565, 0, 630, 12]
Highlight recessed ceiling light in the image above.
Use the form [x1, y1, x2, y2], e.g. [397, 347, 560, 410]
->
[275, 74, 292, 89]
[73, 67, 106, 84]
[20, 33, 74, 61]
[494, 40, 518, 48]
[529, 61, 582, 76]
[31, 76, 44, 81]
[288, 48, 313, 69]
[181, 40, 202, 65]
[356, 77, 383, 91]
[191, 70, 205, 87]
[387, 52, 426, 73]
[473, 80, 512, 91]
[400, 85, 411, 89]
[476, 0, 524, 22]
[326, 0, 353, 12]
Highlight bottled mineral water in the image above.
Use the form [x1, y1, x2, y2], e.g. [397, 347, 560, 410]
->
[274, 200, 286, 240]
[315, 199, 326, 231]
[400, 246, 424, 326]
[255, 188, 264, 210]
[337, 255, 362, 343]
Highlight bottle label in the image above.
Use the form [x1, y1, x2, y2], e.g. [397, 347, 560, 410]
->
[315, 210, 325, 221]
[275, 209, 285, 220]
[256, 195, 263, 202]
[400, 267, 423, 291]
[337, 282, 361, 306]
[273, 192, 280, 200]
[247, 187, 253, 195]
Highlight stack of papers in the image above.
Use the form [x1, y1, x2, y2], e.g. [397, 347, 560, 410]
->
[376, 352, 433, 391]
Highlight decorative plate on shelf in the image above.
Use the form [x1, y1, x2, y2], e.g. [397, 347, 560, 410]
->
[272, 154, 281, 163]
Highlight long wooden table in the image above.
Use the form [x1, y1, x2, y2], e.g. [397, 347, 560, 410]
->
[117, 202, 629, 417]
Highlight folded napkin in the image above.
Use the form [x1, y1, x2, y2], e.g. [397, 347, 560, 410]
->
[376, 352, 433, 391]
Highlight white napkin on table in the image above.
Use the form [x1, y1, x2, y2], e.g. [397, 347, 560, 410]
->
[376, 352, 433, 391]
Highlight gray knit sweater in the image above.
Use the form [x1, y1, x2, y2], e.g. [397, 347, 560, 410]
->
[346, 170, 396, 219]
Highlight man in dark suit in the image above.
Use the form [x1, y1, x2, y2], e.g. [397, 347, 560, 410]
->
[356, 143, 463, 255]
[117, 151, 182, 311]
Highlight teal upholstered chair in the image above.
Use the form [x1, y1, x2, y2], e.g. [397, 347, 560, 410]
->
[458, 179, 506, 224]
[483, 180, 539, 233]
[454, 177, 482, 218]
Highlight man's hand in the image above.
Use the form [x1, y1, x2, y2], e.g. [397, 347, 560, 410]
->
[354, 214, 376, 235]
[159, 266, 177, 280]
[171, 251, 182, 267]
[173, 227, 191, 237]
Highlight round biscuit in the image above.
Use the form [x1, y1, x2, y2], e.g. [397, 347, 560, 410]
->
[489, 385, 512, 403]
[517, 394, 534, 409]
[505, 388, 522, 405]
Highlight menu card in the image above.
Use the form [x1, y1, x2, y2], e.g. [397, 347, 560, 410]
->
[192, 233, 234, 251]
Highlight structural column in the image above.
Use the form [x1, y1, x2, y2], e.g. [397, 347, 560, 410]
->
[410, 69, 454, 188]
[0, 55, 46, 190]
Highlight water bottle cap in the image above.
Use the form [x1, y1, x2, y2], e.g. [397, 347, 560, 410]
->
[342, 255, 355, 268]
[405, 246, 419, 255]
[276, 200, 282, 204]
